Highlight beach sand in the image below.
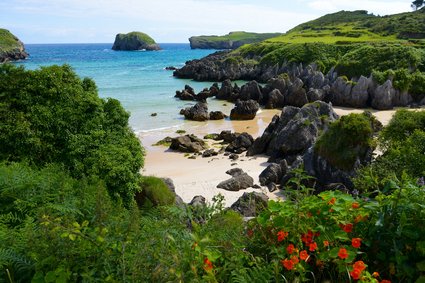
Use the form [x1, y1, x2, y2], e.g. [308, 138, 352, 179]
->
[139, 106, 408, 207]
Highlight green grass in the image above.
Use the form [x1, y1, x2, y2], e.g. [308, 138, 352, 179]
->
[193, 31, 282, 42]
[0, 29, 20, 52]
[137, 176, 175, 207]
[118, 31, 156, 45]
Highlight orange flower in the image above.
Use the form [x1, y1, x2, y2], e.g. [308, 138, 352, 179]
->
[338, 247, 349, 259]
[291, 255, 299, 265]
[372, 272, 380, 278]
[353, 261, 366, 272]
[309, 242, 318, 252]
[350, 268, 362, 280]
[380, 280, 391, 283]
[203, 258, 213, 271]
[281, 258, 294, 270]
[352, 238, 362, 248]
[323, 240, 329, 247]
[287, 244, 295, 254]
[342, 223, 353, 233]
[277, 230, 288, 242]
[299, 250, 309, 261]
[301, 230, 314, 244]
[352, 202, 360, 209]
[328, 197, 336, 205]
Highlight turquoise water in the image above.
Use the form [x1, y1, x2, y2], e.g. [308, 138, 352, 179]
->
[17, 43, 219, 132]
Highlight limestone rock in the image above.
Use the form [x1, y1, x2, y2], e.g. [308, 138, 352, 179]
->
[230, 192, 269, 217]
[170, 135, 206, 153]
[217, 169, 254, 191]
[230, 100, 259, 120]
[112, 32, 161, 51]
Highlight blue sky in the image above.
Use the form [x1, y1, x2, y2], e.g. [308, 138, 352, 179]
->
[0, 0, 412, 43]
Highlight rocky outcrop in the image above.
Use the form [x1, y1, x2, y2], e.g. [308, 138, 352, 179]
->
[209, 111, 227, 120]
[230, 192, 269, 217]
[217, 168, 254, 191]
[169, 135, 206, 153]
[0, 29, 28, 63]
[180, 102, 209, 121]
[259, 160, 288, 186]
[112, 32, 161, 51]
[189, 32, 282, 50]
[247, 101, 339, 161]
[230, 100, 259, 120]
[225, 132, 254, 154]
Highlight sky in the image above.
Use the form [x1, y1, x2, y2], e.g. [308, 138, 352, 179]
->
[0, 0, 412, 44]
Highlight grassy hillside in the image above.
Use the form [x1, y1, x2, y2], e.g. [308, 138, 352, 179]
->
[118, 31, 156, 45]
[0, 28, 22, 52]
[190, 31, 282, 49]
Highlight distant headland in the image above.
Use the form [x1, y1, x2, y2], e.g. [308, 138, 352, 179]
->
[112, 31, 161, 51]
[0, 29, 28, 63]
[189, 31, 282, 49]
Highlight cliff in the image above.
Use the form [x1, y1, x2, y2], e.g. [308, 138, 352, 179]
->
[112, 32, 161, 51]
[189, 31, 282, 49]
[0, 29, 28, 63]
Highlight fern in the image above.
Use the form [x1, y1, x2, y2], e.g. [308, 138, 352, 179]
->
[0, 248, 34, 282]
[230, 265, 275, 283]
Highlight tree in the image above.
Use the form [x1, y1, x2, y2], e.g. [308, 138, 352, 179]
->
[0, 64, 144, 205]
[412, 0, 424, 10]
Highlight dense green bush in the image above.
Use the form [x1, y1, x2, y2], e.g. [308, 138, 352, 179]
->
[136, 176, 175, 207]
[372, 69, 425, 99]
[315, 112, 376, 171]
[0, 64, 143, 205]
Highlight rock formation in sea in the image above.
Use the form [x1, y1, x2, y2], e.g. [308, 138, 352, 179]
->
[112, 32, 161, 51]
[0, 29, 28, 63]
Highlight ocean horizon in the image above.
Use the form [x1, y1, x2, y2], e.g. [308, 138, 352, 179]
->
[16, 43, 226, 133]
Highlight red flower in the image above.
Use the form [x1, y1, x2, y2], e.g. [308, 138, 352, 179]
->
[342, 223, 353, 233]
[277, 230, 288, 242]
[380, 280, 391, 283]
[247, 229, 254, 238]
[328, 197, 336, 205]
[281, 258, 294, 270]
[203, 258, 213, 271]
[352, 202, 360, 209]
[291, 255, 299, 265]
[350, 268, 362, 280]
[323, 240, 329, 247]
[352, 238, 362, 248]
[299, 250, 309, 261]
[338, 248, 349, 259]
[301, 230, 314, 244]
[353, 260, 366, 272]
[287, 244, 295, 254]
[309, 242, 318, 252]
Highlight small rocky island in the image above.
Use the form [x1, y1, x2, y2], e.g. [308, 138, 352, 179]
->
[0, 29, 28, 63]
[189, 31, 282, 49]
[112, 31, 161, 51]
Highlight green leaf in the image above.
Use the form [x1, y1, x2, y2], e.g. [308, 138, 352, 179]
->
[415, 276, 425, 283]
[31, 271, 45, 283]
[268, 201, 282, 212]
[417, 260, 425, 272]
[44, 271, 56, 283]
[68, 234, 76, 241]
[334, 230, 350, 241]
[329, 247, 340, 258]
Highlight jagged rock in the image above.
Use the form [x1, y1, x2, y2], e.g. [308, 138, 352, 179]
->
[307, 88, 326, 102]
[226, 132, 254, 154]
[175, 85, 197, 100]
[216, 79, 233, 100]
[350, 76, 370, 108]
[217, 169, 254, 191]
[165, 66, 177, 71]
[189, 195, 206, 206]
[267, 182, 278, 192]
[170, 135, 206, 153]
[248, 101, 338, 161]
[259, 160, 288, 186]
[112, 32, 161, 51]
[181, 102, 209, 121]
[240, 80, 263, 102]
[266, 89, 285, 109]
[161, 178, 184, 206]
[286, 78, 308, 107]
[218, 130, 239, 143]
[230, 192, 269, 217]
[0, 29, 28, 63]
[202, 149, 218, 158]
[229, 154, 239, 160]
[209, 111, 227, 120]
[230, 100, 259, 120]
[371, 80, 396, 110]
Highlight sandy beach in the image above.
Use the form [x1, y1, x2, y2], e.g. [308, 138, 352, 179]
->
[139, 106, 413, 207]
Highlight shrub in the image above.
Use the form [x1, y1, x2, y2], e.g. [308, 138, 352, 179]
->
[315, 112, 376, 171]
[137, 176, 175, 207]
[0, 64, 143, 205]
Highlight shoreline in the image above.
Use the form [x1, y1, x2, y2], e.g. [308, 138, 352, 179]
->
[138, 105, 418, 207]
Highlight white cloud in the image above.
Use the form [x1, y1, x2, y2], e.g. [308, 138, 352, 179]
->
[307, 0, 410, 15]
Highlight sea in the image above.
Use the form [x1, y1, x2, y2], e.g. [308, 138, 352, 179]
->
[16, 43, 223, 133]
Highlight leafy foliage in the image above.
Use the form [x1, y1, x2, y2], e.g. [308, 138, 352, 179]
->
[0, 64, 143, 205]
[136, 176, 175, 207]
[315, 112, 376, 170]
